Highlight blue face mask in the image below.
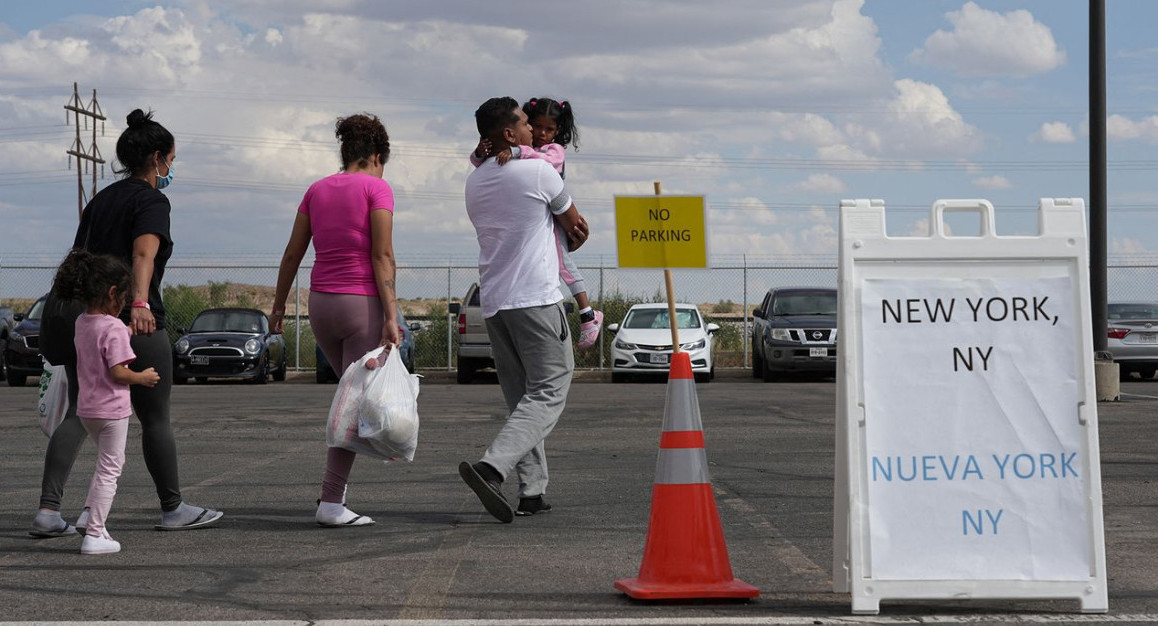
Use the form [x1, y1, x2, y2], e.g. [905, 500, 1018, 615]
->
[156, 162, 175, 190]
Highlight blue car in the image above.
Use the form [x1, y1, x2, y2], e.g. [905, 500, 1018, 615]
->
[315, 308, 420, 383]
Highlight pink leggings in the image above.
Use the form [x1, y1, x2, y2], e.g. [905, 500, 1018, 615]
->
[81, 417, 129, 537]
[310, 291, 385, 503]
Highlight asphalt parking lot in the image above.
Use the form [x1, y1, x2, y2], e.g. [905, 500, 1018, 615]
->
[1, 370, 1156, 625]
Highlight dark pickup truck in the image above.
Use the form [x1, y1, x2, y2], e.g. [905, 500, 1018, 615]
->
[750, 287, 838, 382]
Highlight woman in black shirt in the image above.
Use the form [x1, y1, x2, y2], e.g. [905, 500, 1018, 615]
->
[30, 109, 223, 536]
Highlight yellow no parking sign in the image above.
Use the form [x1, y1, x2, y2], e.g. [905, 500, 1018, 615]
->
[614, 195, 708, 268]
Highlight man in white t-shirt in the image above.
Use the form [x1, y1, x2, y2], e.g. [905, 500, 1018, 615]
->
[458, 97, 589, 523]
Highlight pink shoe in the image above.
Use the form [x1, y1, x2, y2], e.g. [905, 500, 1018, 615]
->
[578, 310, 603, 349]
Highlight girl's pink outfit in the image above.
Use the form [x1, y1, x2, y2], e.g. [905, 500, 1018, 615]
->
[73, 312, 136, 539]
[298, 172, 395, 503]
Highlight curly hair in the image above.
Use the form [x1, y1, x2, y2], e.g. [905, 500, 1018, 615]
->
[523, 97, 579, 150]
[51, 248, 132, 310]
[113, 109, 174, 178]
[335, 113, 390, 170]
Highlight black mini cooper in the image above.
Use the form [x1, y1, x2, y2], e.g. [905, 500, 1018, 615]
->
[173, 308, 286, 384]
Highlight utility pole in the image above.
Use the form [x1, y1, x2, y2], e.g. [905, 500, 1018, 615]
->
[64, 82, 106, 220]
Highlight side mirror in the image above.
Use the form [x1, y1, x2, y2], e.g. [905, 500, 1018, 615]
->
[13, 313, 24, 322]
[706, 323, 720, 333]
[752, 308, 763, 318]
[448, 302, 461, 315]
[408, 322, 422, 332]
[176, 327, 186, 335]
[607, 323, 620, 333]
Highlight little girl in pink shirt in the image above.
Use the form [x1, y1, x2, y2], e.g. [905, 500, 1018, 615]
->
[51, 249, 160, 554]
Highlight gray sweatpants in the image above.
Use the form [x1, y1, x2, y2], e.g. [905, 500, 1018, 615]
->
[481, 302, 574, 498]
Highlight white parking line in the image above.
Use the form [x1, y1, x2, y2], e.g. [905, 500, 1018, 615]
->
[6, 615, 1158, 626]
[1120, 392, 1158, 400]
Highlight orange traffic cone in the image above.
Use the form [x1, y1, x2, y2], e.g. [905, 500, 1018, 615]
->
[614, 352, 759, 600]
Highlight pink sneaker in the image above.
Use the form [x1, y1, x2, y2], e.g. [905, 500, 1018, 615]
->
[577, 310, 603, 349]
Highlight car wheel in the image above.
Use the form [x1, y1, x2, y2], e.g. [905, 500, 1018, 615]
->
[174, 376, 188, 385]
[611, 372, 628, 383]
[751, 340, 762, 378]
[761, 355, 779, 382]
[8, 372, 28, 387]
[456, 358, 476, 384]
[272, 356, 287, 381]
[1138, 367, 1157, 380]
[252, 354, 269, 384]
[695, 372, 711, 383]
[196, 377, 209, 384]
[0, 348, 7, 381]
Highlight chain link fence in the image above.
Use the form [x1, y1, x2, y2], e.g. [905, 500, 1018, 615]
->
[3, 259, 1156, 373]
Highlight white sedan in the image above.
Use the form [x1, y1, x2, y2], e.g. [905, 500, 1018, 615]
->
[608, 303, 719, 383]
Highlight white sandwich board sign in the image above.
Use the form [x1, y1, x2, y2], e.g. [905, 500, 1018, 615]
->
[832, 199, 1108, 615]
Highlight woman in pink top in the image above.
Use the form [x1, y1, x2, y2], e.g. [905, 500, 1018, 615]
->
[271, 113, 400, 527]
[51, 249, 160, 554]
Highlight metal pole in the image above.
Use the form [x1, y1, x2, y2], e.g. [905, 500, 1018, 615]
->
[446, 264, 453, 371]
[743, 253, 749, 368]
[294, 268, 301, 370]
[1090, 0, 1108, 354]
[598, 259, 605, 370]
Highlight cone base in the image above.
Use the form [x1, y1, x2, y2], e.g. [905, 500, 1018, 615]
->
[614, 576, 759, 600]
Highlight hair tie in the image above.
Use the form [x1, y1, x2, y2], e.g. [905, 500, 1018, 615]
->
[530, 99, 538, 106]
[560, 101, 568, 109]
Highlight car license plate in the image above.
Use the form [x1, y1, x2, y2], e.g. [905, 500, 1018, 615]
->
[651, 353, 669, 365]
[809, 347, 828, 357]
[191, 355, 209, 365]
[1139, 333, 1158, 344]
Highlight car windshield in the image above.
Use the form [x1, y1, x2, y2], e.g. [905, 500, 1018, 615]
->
[27, 298, 46, 321]
[190, 311, 264, 333]
[622, 308, 701, 330]
[771, 292, 837, 316]
[1108, 304, 1158, 320]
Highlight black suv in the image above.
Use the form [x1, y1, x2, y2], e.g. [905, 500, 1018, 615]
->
[4, 295, 47, 387]
[751, 287, 837, 381]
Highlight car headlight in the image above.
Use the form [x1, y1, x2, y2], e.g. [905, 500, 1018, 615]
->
[614, 337, 637, 350]
[770, 328, 792, 341]
[680, 338, 706, 351]
[244, 338, 261, 355]
[174, 338, 189, 354]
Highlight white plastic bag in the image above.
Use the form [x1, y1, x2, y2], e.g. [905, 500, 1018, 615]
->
[37, 360, 69, 437]
[358, 346, 420, 445]
[326, 347, 419, 462]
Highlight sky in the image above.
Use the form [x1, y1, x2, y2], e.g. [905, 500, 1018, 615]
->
[1, 0, 1157, 267]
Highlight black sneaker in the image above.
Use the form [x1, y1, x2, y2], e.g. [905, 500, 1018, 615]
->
[516, 496, 552, 516]
[458, 461, 514, 523]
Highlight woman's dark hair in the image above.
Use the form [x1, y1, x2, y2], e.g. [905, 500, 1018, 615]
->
[335, 113, 390, 170]
[523, 97, 579, 150]
[475, 97, 521, 139]
[51, 249, 132, 310]
[113, 109, 174, 177]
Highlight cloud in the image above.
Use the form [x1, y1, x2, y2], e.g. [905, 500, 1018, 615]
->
[1031, 121, 1076, 144]
[972, 175, 1011, 190]
[788, 173, 846, 193]
[1107, 114, 1158, 142]
[909, 2, 1065, 77]
[1112, 237, 1149, 255]
[877, 79, 982, 157]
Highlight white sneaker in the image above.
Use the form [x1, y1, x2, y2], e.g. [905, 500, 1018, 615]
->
[80, 531, 121, 555]
[76, 508, 91, 536]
